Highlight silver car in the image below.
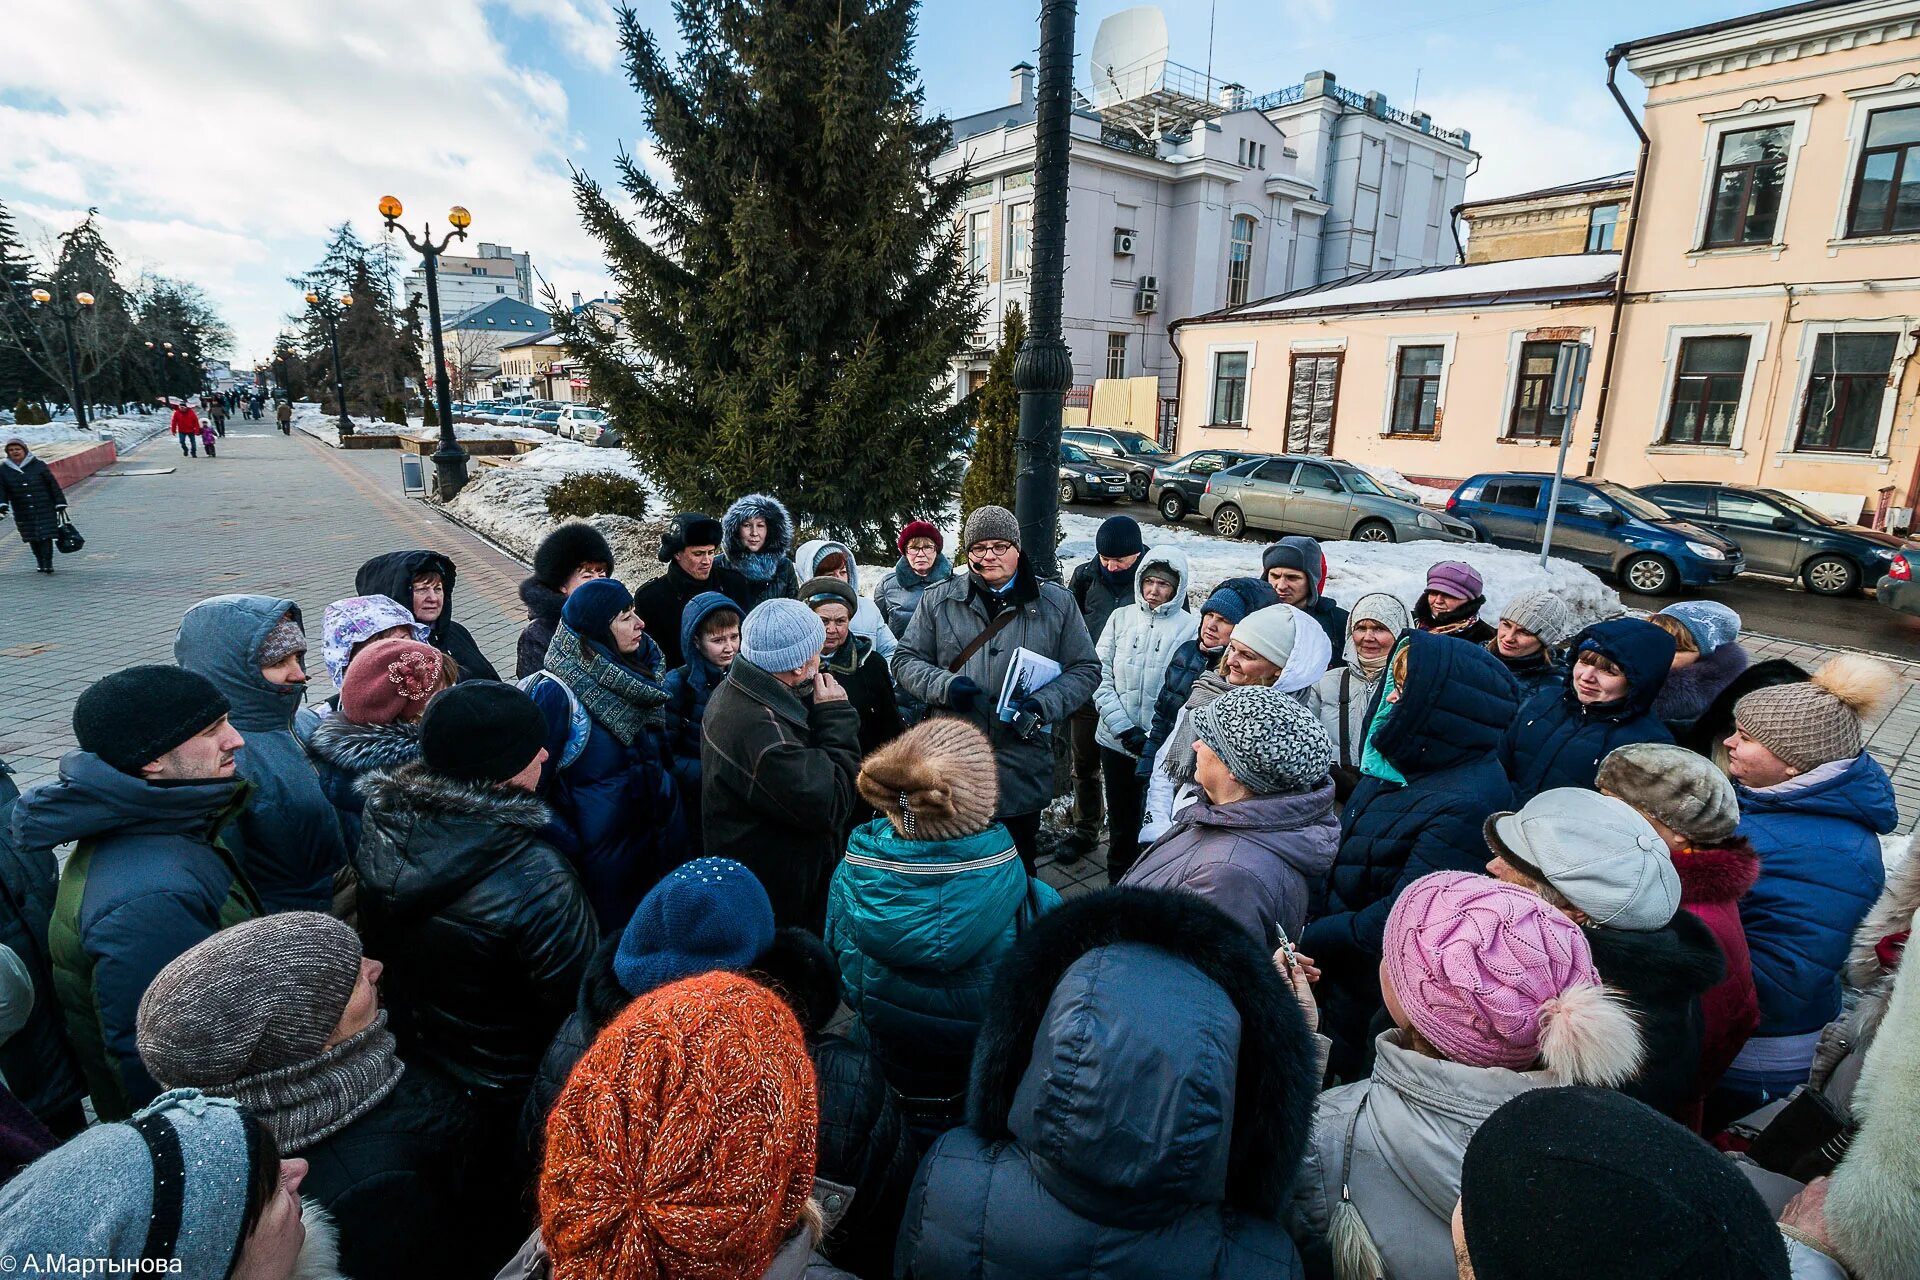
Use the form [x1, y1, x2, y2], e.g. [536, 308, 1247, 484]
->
[1197, 454, 1477, 544]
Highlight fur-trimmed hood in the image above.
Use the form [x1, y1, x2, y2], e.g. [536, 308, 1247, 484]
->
[306, 716, 422, 776]
[354, 761, 552, 916]
[1673, 839, 1760, 907]
[722, 493, 795, 562]
[1653, 641, 1751, 726]
[966, 888, 1315, 1218]
[1848, 836, 1920, 991]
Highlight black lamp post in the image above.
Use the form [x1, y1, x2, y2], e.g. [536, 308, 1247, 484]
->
[1012, 0, 1077, 580]
[29, 286, 95, 430]
[381, 195, 472, 498]
[304, 289, 355, 437]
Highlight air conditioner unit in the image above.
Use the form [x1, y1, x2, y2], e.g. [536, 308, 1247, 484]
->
[1134, 275, 1159, 314]
[1114, 230, 1137, 256]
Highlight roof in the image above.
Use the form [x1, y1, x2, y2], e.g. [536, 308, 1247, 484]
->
[443, 297, 550, 332]
[499, 328, 566, 349]
[1204, 253, 1620, 322]
[1608, 0, 1861, 58]
[1458, 171, 1635, 213]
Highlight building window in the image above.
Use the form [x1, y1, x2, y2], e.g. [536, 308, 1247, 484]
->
[1105, 333, 1127, 380]
[1006, 203, 1032, 278]
[1586, 203, 1621, 253]
[1507, 341, 1567, 440]
[1389, 345, 1444, 434]
[1845, 105, 1920, 237]
[1211, 351, 1249, 425]
[1226, 215, 1256, 309]
[1705, 124, 1791, 247]
[967, 211, 991, 276]
[1797, 332, 1899, 453]
[1003, 170, 1033, 191]
[961, 177, 994, 201]
[1663, 336, 1750, 445]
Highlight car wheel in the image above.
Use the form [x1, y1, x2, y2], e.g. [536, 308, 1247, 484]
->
[1620, 553, 1678, 596]
[1128, 472, 1150, 502]
[1802, 554, 1860, 597]
[1158, 491, 1187, 523]
[1211, 504, 1246, 539]
[1058, 478, 1077, 505]
[1353, 519, 1395, 544]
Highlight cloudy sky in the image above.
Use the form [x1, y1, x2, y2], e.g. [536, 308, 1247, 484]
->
[2, 0, 1749, 363]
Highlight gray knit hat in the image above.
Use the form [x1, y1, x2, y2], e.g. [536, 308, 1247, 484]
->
[961, 504, 1021, 551]
[1190, 684, 1334, 795]
[1596, 742, 1740, 844]
[1733, 653, 1896, 773]
[257, 614, 307, 665]
[1498, 590, 1576, 648]
[740, 597, 826, 674]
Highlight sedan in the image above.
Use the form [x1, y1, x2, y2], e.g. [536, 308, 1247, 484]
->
[1879, 552, 1919, 617]
[532, 410, 565, 434]
[1636, 481, 1913, 596]
[1149, 448, 1269, 523]
[1059, 443, 1131, 504]
[1198, 454, 1477, 543]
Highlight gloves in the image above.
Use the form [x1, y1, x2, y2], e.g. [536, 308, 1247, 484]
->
[1014, 696, 1046, 724]
[1120, 727, 1149, 757]
[948, 677, 985, 714]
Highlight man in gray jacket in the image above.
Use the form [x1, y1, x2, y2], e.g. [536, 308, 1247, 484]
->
[892, 505, 1099, 872]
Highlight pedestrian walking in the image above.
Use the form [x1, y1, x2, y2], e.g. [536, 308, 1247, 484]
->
[208, 395, 227, 437]
[1500, 617, 1675, 803]
[200, 413, 218, 458]
[1263, 535, 1348, 659]
[1309, 591, 1412, 799]
[1063, 515, 1144, 862]
[355, 549, 501, 682]
[633, 512, 754, 668]
[276, 398, 291, 432]
[170, 398, 201, 457]
[1412, 560, 1496, 643]
[515, 522, 614, 678]
[719, 492, 800, 608]
[1486, 589, 1576, 699]
[872, 519, 953, 640]
[0, 437, 68, 575]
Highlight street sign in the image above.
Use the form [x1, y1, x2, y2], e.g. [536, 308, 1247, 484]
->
[1539, 341, 1594, 567]
[399, 453, 426, 497]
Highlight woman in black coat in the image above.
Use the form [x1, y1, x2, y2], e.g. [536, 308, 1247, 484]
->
[0, 438, 67, 574]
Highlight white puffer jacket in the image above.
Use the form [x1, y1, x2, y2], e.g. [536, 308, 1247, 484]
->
[1092, 548, 1196, 756]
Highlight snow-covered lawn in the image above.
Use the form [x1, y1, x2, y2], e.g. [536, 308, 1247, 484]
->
[5, 413, 174, 456]
[443, 439, 666, 576]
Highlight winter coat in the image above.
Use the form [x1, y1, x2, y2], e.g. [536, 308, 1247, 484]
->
[1675, 841, 1763, 1103]
[353, 763, 598, 1093]
[632, 560, 755, 669]
[1066, 557, 1136, 644]
[174, 593, 348, 913]
[1587, 914, 1725, 1123]
[514, 577, 565, 679]
[18, 753, 259, 1121]
[355, 550, 499, 683]
[822, 637, 903, 762]
[1655, 641, 1752, 732]
[169, 405, 200, 436]
[1486, 642, 1563, 702]
[0, 763, 83, 1126]
[794, 540, 897, 664]
[1142, 637, 1225, 774]
[304, 717, 421, 852]
[1092, 548, 1197, 756]
[718, 493, 801, 609]
[892, 560, 1101, 819]
[898, 889, 1315, 1280]
[701, 658, 863, 931]
[1499, 618, 1675, 803]
[1736, 751, 1896, 1039]
[874, 554, 955, 639]
[0, 451, 65, 543]
[660, 591, 740, 808]
[826, 818, 1059, 1103]
[495, 1228, 856, 1280]
[1309, 663, 1387, 791]
[1678, 657, 1806, 760]
[1121, 782, 1340, 947]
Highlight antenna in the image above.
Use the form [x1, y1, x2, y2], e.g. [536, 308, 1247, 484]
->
[1088, 6, 1170, 110]
[1206, 0, 1217, 93]
[1411, 67, 1422, 112]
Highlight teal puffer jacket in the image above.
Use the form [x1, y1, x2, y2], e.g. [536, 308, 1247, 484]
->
[826, 818, 1059, 1103]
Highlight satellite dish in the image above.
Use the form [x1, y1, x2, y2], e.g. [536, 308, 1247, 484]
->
[1089, 6, 1170, 109]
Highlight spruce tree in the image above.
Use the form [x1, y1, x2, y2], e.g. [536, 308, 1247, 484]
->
[959, 305, 1023, 527]
[0, 200, 51, 408]
[557, 0, 982, 548]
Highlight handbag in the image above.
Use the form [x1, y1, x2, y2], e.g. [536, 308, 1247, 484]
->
[53, 511, 84, 555]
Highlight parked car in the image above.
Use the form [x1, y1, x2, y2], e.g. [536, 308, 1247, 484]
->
[1061, 427, 1174, 500]
[1635, 481, 1911, 597]
[1058, 443, 1131, 504]
[557, 405, 610, 444]
[498, 407, 540, 429]
[1449, 472, 1743, 595]
[1877, 551, 1919, 617]
[1149, 448, 1269, 523]
[531, 410, 565, 434]
[470, 401, 507, 423]
[1198, 454, 1478, 545]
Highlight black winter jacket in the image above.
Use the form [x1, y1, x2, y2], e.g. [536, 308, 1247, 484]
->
[515, 577, 565, 679]
[0, 454, 65, 543]
[355, 550, 501, 683]
[1486, 641, 1563, 702]
[1140, 637, 1224, 773]
[1067, 558, 1135, 643]
[353, 763, 598, 1093]
[1586, 911, 1725, 1123]
[304, 718, 421, 852]
[0, 763, 83, 1127]
[1500, 618, 1676, 803]
[633, 561, 755, 669]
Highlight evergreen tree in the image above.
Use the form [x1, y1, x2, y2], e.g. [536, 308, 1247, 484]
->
[0, 200, 52, 408]
[959, 304, 1023, 527]
[290, 226, 424, 415]
[557, 0, 981, 548]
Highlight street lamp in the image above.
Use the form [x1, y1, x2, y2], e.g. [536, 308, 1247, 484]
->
[29, 286, 96, 430]
[304, 289, 355, 437]
[142, 339, 175, 402]
[381, 196, 472, 497]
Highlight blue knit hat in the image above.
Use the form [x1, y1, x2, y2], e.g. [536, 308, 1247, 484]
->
[561, 576, 634, 645]
[1199, 576, 1275, 626]
[1659, 600, 1741, 656]
[740, 597, 826, 673]
[614, 858, 776, 997]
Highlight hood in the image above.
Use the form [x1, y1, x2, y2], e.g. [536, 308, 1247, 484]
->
[1275, 535, 1325, 607]
[0, 439, 34, 470]
[839, 821, 1029, 972]
[354, 550, 458, 640]
[1170, 783, 1340, 878]
[518, 576, 565, 625]
[1371, 630, 1519, 777]
[306, 718, 422, 775]
[794, 538, 861, 593]
[1673, 838, 1760, 907]
[968, 888, 1315, 1218]
[721, 493, 795, 560]
[1586, 909, 1726, 1002]
[1563, 618, 1675, 722]
[678, 591, 742, 674]
[1134, 546, 1192, 620]
[173, 594, 305, 733]
[354, 761, 551, 916]
[320, 595, 428, 688]
[1738, 750, 1899, 834]
[11, 750, 247, 850]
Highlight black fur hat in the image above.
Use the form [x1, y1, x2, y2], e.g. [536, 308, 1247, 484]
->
[658, 513, 726, 563]
[532, 522, 616, 588]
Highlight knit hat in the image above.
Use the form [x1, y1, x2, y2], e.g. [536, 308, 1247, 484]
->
[799, 575, 858, 614]
[534, 521, 616, 588]
[1487, 789, 1681, 931]
[1659, 600, 1740, 656]
[896, 519, 943, 553]
[740, 598, 825, 674]
[1199, 576, 1273, 626]
[1733, 653, 1897, 772]
[858, 716, 1000, 840]
[614, 858, 777, 998]
[560, 576, 635, 644]
[1498, 589, 1577, 647]
[961, 504, 1021, 551]
[1460, 1088, 1792, 1280]
[1261, 540, 1310, 576]
[419, 680, 547, 783]
[1384, 871, 1642, 1081]
[657, 511, 725, 563]
[1345, 591, 1412, 651]
[1595, 742, 1740, 844]
[73, 665, 231, 775]
[256, 614, 307, 665]
[1228, 602, 1334, 695]
[1425, 560, 1483, 600]
[1094, 514, 1145, 558]
[540, 973, 817, 1280]
[340, 637, 447, 725]
[1190, 685, 1334, 794]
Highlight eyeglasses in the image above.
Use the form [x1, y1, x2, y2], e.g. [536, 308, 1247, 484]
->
[969, 541, 1016, 559]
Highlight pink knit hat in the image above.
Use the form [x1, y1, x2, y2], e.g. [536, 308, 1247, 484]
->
[1384, 871, 1602, 1071]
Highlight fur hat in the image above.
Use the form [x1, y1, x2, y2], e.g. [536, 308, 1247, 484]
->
[1596, 742, 1739, 845]
[1734, 653, 1896, 772]
[657, 512, 725, 563]
[339, 638, 447, 726]
[897, 519, 942, 553]
[73, 665, 231, 776]
[858, 716, 999, 840]
[961, 504, 1020, 551]
[533, 522, 615, 588]
[1497, 590, 1576, 647]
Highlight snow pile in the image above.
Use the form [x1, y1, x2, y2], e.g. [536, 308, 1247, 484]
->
[5, 414, 173, 455]
[443, 439, 668, 582]
[1355, 462, 1456, 509]
[512, 440, 655, 484]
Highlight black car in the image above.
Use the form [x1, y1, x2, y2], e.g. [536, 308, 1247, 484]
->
[1058, 443, 1131, 504]
[1148, 448, 1269, 523]
[1061, 427, 1174, 500]
[1636, 481, 1913, 596]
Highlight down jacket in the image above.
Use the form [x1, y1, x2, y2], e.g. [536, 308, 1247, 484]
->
[1092, 548, 1196, 756]
[897, 889, 1315, 1280]
[1499, 618, 1675, 803]
[661, 591, 740, 801]
[0, 446, 65, 543]
[0, 761, 84, 1126]
[355, 550, 500, 684]
[873, 553, 955, 639]
[718, 493, 800, 609]
[514, 577, 565, 679]
[304, 718, 421, 851]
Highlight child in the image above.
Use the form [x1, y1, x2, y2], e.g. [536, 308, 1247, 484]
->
[660, 591, 742, 844]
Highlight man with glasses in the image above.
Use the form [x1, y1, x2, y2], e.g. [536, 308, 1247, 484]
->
[634, 512, 755, 668]
[893, 505, 1100, 872]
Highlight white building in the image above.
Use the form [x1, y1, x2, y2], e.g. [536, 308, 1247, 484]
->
[402, 242, 535, 316]
[933, 58, 1475, 432]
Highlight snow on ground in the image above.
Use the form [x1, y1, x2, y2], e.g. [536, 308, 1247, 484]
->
[1354, 462, 1456, 509]
[6, 413, 173, 456]
[443, 439, 666, 574]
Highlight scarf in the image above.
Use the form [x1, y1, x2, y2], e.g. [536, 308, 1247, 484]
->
[1164, 671, 1232, 784]
[545, 620, 670, 746]
[822, 634, 870, 678]
[1415, 593, 1487, 636]
[226, 1011, 404, 1155]
[730, 549, 782, 584]
[1358, 664, 1407, 785]
[1350, 649, 1391, 682]
[894, 553, 952, 590]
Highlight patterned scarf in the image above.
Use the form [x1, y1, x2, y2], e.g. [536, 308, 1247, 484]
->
[1414, 593, 1486, 637]
[227, 1011, 404, 1154]
[545, 620, 670, 745]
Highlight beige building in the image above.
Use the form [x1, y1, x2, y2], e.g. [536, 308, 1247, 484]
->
[1170, 0, 1920, 528]
[1461, 172, 1635, 263]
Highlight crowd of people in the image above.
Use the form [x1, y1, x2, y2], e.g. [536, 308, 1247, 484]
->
[0, 497, 1911, 1280]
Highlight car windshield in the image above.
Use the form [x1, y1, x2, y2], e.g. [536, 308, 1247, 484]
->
[1110, 431, 1168, 456]
[1761, 490, 1841, 527]
[574, 409, 606, 420]
[535, 411, 561, 421]
[1594, 482, 1672, 521]
[1344, 469, 1388, 498]
[1060, 444, 1091, 463]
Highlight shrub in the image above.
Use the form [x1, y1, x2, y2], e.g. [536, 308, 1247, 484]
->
[383, 397, 407, 425]
[12, 400, 51, 426]
[546, 471, 650, 522]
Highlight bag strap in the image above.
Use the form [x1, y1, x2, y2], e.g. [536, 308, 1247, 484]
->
[948, 607, 1019, 674]
[1337, 669, 1353, 764]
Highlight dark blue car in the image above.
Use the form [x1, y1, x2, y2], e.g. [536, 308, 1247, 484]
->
[1449, 472, 1744, 596]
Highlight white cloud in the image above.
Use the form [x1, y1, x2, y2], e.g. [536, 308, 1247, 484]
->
[489, 0, 622, 72]
[1419, 84, 1639, 203]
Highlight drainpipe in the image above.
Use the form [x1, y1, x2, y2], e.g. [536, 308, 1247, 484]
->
[1447, 153, 1483, 265]
[1586, 47, 1651, 476]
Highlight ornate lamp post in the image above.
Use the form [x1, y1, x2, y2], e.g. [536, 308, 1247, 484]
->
[303, 289, 355, 437]
[142, 339, 175, 403]
[29, 286, 96, 430]
[380, 195, 472, 498]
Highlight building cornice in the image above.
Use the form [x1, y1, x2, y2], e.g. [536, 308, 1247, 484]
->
[1626, 1, 1920, 88]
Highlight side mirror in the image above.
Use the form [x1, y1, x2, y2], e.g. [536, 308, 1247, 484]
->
[1771, 516, 1794, 531]
[1601, 509, 1624, 525]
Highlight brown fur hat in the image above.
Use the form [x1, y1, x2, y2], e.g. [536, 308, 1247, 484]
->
[1596, 742, 1740, 845]
[856, 716, 999, 842]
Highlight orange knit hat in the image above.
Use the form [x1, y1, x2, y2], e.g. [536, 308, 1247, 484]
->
[539, 972, 818, 1280]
